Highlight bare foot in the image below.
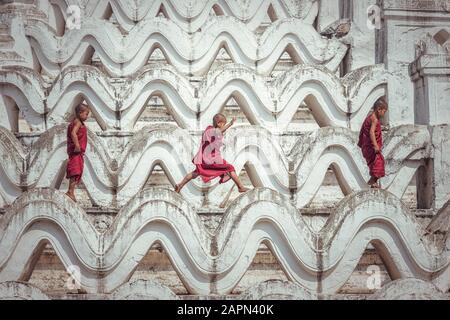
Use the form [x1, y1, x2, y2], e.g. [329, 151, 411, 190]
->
[174, 184, 181, 193]
[65, 192, 77, 202]
[369, 183, 380, 189]
[238, 187, 250, 193]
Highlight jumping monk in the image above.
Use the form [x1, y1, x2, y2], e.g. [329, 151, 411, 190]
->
[65, 102, 90, 202]
[175, 113, 249, 193]
[358, 97, 388, 189]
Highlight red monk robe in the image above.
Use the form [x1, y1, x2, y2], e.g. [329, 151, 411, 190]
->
[66, 120, 88, 183]
[192, 125, 235, 183]
[358, 115, 385, 178]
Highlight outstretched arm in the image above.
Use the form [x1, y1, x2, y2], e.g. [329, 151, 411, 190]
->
[219, 117, 236, 133]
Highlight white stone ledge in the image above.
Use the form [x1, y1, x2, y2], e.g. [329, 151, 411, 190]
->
[20, 0, 319, 33]
[0, 124, 431, 208]
[0, 14, 346, 77]
[0, 63, 387, 132]
[0, 188, 448, 295]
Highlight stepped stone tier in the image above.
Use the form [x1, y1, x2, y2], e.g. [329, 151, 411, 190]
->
[0, 0, 448, 300]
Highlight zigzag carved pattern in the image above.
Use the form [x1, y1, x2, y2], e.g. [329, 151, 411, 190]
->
[0, 64, 386, 132]
[1, 0, 447, 301]
[0, 188, 448, 294]
[3, 15, 346, 77]
[7, 0, 319, 33]
[0, 124, 430, 208]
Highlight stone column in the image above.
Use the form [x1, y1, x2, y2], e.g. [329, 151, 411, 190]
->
[429, 125, 450, 210]
[410, 30, 450, 210]
[317, 0, 341, 33]
[341, 0, 377, 71]
[379, 0, 450, 127]
[410, 31, 450, 126]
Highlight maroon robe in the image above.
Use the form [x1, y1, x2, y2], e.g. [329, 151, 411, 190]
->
[358, 114, 385, 178]
[192, 125, 235, 183]
[66, 120, 87, 183]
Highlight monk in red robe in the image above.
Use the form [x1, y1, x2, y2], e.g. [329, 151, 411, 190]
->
[175, 113, 249, 193]
[65, 102, 90, 202]
[358, 97, 388, 188]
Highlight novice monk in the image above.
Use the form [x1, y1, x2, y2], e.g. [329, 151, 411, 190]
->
[65, 102, 90, 202]
[175, 113, 249, 193]
[358, 97, 388, 188]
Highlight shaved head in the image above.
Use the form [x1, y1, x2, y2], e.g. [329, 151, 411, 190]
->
[213, 113, 226, 127]
[75, 102, 89, 115]
[373, 97, 388, 111]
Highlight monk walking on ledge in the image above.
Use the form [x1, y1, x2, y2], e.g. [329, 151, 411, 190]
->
[175, 113, 249, 193]
[65, 102, 90, 202]
[358, 97, 388, 189]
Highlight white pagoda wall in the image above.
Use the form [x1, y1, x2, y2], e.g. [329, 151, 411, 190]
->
[0, 0, 448, 300]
